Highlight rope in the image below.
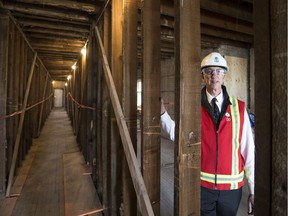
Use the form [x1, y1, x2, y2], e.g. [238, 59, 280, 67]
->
[0, 93, 53, 120]
[68, 92, 96, 110]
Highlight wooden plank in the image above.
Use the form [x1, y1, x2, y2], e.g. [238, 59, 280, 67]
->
[200, 0, 253, 23]
[6, 52, 37, 197]
[19, 19, 90, 33]
[6, 19, 16, 191]
[12, 0, 101, 13]
[110, 1, 124, 215]
[12, 109, 70, 215]
[254, 0, 271, 215]
[63, 152, 103, 216]
[0, 11, 9, 199]
[160, 0, 253, 23]
[95, 26, 154, 216]
[101, 10, 111, 215]
[3, 2, 90, 22]
[174, 0, 201, 215]
[141, 0, 161, 215]
[122, 0, 138, 214]
[270, 0, 287, 213]
[37, 72, 49, 136]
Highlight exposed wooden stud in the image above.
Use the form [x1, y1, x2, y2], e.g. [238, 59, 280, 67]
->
[101, 9, 111, 215]
[14, 26, 21, 166]
[0, 11, 9, 199]
[174, 0, 201, 215]
[141, 0, 161, 215]
[6, 52, 37, 197]
[37, 72, 49, 136]
[6, 18, 16, 181]
[110, 0, 124, 214]
[122, 0, 138, 214]
[95, 26, 154, 216]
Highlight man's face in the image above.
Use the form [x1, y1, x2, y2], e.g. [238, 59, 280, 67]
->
[202, 67, 226, 93]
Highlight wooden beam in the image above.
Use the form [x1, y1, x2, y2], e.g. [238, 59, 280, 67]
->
[0, 11, 9, 199]
[270, 0, 287, 213]
[174, 0, 201, 215]
[201, 11, 253, 36]
[101, 9, 111, 215]
[11, 0, 101, 13]
[13, 12, 91, 27]
[37, 51, 79, 58]
[200, 0, 253, 22]
[37, 72, 49, 137]
[122, 0, 138, 214]
[19, 19, 90, 33]
[160, 0, 253, 23]
[32, 46, 81, 53]
[110, 1, 124, 214]
[3, 2, 90, 22]
[23, 27, 89, 39]
[40, 60, 75, 66]
[95, 26, 154, 216]
[6, 52, 37, 197]
[29, 35, 86, 43]
[201, 24, 253, 44]
[141, 0, 161, 215]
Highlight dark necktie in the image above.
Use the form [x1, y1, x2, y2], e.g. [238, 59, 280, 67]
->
[212, 98, 220, 123]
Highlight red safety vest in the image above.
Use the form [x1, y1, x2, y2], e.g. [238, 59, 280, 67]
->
[201, 96, 245, 190]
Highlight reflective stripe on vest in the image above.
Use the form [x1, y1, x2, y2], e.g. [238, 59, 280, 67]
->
[230, 96, 241, 189]
[201, 171, 244, 184]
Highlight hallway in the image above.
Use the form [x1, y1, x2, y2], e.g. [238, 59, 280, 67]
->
[0, 108, 103, 216]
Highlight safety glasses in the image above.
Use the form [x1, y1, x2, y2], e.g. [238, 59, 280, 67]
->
[202, 67, 226, 75]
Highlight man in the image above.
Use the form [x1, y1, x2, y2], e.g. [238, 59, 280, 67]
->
[160, 52, 255, 216]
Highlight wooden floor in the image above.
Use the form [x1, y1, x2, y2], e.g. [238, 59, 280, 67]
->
[0, 108, 103, 216]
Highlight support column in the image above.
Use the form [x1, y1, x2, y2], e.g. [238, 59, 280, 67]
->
[254, 0, 287, 215]
[141, 0, 161, 215]
[37, 72, 49, 136]
[0, 11, 9, 199]
[174, 0, 201, 215]
[122, 0, 138, 215]
[111, 0, 124, 214]
[102, 9, 111, 215]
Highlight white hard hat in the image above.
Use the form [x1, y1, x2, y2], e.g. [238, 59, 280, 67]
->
[201, 52, 228, 71]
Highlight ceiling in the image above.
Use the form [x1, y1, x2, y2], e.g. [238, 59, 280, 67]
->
[0, 0, 253, 81]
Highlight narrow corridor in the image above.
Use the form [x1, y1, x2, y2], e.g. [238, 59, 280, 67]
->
[0, 108, 103, 216]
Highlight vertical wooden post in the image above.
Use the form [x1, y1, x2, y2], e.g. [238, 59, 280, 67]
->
[6, 52, 37, 197]
[254, 0, 271, 215]
[37, 72, 49, 136]
[270, 0, 287, 213]
[141, 0, 161, 214]
[19, 33, 26, 164]
[255, 0, 288, 214]
[0, 11, 9, 199]
[174, 1, 201, 215]
[110, 0, 124, 214]
[122, 0, 138, 215]
[95, 29, 103, 202]
[7, 18, 15, 175]
[101, 9, 112, 215]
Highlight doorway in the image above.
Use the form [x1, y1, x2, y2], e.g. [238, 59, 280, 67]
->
[54, 88, 64, 107]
